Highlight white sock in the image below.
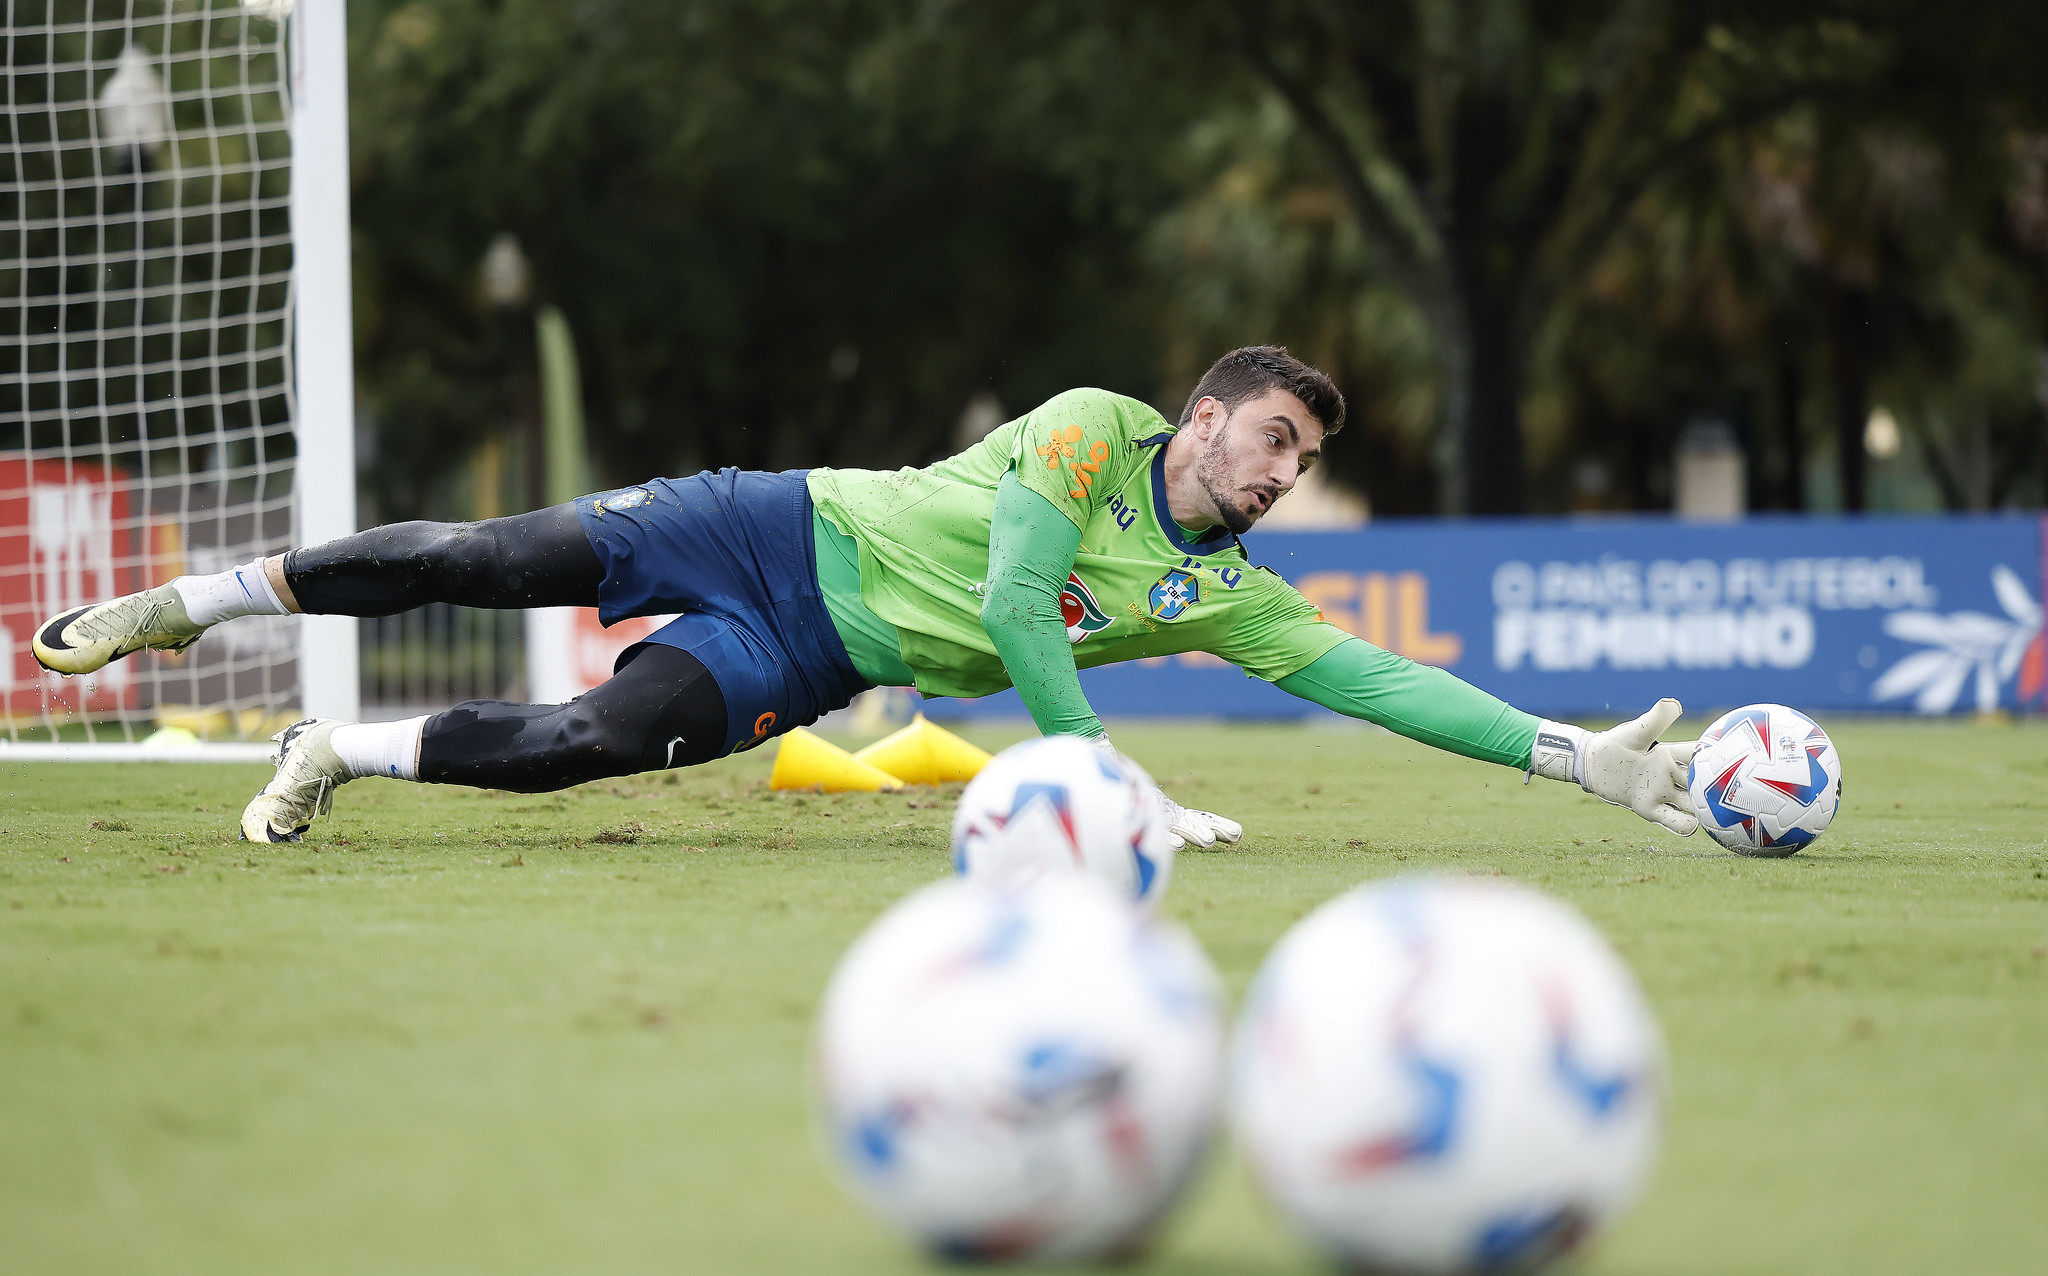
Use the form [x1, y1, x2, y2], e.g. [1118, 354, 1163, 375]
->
[172, 560, 289, 626]
[330, 717, 427, 781]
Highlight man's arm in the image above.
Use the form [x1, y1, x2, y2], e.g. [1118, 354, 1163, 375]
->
[979, 472, 1242, 850]
[1276, 637, 1699, 834]
[1274, 637, 1538, 767]
[979, 468, 1102, 738]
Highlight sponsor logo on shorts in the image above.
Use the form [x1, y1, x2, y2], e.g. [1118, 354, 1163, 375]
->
[730, 711, 778, 755]
[595, 487, 653, 514]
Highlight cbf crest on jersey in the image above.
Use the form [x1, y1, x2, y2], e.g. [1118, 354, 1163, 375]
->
[1061, 573, 1113, 643]
[1148, 568, 1201, 620]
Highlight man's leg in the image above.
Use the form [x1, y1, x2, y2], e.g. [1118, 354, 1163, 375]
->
[33, 504, 602, 674]
[241, 643, 728, 841]
[275, 504, 602, 615]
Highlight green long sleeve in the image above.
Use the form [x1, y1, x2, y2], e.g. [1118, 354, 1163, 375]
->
[980, 469, 1104, 739]
[1276, 637, 1539, 770]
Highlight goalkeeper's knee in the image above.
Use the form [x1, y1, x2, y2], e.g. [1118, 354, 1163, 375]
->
[416, 644, 728, 792]
[531, 698, 660, 788]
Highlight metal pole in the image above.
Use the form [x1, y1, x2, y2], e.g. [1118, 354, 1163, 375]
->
[290, 0, 361, 721]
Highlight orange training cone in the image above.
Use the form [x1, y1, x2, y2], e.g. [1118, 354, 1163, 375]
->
[770, 727, 905, 792]
[853, 714, 993, 785]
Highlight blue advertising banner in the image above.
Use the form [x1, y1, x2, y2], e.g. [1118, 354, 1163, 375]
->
[920, 514, 2048, 721]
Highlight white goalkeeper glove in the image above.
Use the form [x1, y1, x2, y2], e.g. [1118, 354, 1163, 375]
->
[1528, 698, 1700, 836]
[1158, 793, 1243, 851]
[1090, 734, 1244, 851]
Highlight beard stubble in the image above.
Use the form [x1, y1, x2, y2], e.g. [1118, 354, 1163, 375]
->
[1196, 434, 1268, 535]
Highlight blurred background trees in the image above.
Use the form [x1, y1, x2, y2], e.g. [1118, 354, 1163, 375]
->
[346, 0, 2048, 522]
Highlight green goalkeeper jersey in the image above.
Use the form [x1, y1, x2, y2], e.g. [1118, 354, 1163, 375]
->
[807, 388, 1352, 699]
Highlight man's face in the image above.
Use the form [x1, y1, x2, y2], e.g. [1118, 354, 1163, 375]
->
[1192, 387, 1325, 533]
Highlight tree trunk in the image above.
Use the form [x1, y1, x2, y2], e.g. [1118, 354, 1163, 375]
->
[1427, 302, 1474, 515]
[1829, 286, 1869, 513]
[1459, 283, 1527, 514]
[1776, 347, 1807, 510]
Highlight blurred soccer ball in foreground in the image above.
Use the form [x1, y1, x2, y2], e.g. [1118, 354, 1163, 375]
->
[1231, 877, 1664, 1275]
[1687, 703, 1842, 856]
[951, 736, 1175, 905]
[814, 875, 1223, 1262]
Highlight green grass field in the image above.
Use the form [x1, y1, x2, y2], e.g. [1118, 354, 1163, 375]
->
[2, 719, 2045, 1275]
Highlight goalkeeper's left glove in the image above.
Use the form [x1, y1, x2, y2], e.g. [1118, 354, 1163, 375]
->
[1528, 698, 1700, 836]
[1090, 734, 1244, 851]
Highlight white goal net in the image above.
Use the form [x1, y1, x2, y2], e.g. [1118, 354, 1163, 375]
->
[3, 0, 302, 745]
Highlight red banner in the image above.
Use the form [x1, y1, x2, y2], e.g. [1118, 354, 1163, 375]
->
[0, 459, 146, 720]
[525, 607, 677, 705]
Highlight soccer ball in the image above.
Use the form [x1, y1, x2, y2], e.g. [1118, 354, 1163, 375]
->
[951, 736, 1175, 905]
[1687, 703, 1842, 857]
[1232, 877, 1665, 1275]
[814, 874, 1224, 1263]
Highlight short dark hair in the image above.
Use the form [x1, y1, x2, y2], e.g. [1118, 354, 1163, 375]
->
[1176, 346, 1345, 435]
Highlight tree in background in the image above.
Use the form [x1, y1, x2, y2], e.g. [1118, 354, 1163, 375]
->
[348, 0, 1179, 520]
[1204, 0, 1968, 513]
[1542, 18, 2048, 513]
[1131, 100, 1442, 514]
[344, 0, 2048, 521]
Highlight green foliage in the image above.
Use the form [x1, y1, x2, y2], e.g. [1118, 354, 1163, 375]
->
[349, 0, 1175, 517]
[1140, 97, 1449, 513]
[3, 0, 294, 483]
[1549, 62, 2048, 512]
[1205, 0, 2048, 512]
[344, 1, 2048, 519]
[2, 720, 2045, 1272]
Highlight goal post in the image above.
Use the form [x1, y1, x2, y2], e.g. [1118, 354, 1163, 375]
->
[289, 0, 358, 723]
[0, 0, 354, 754]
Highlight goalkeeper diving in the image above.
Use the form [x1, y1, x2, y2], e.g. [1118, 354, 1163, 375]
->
[34, 347, 1700, 845]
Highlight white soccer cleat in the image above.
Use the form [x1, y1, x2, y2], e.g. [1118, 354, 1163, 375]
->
[240, 718, 349, 843]
[32, 585, 207, 676]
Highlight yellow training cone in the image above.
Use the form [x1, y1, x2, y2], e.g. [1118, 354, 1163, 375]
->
[853, 714, 993, 785]
[770, 727, 904, 792]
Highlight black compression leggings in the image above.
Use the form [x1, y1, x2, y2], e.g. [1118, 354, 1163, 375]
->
[281, 507, 728, 789]
[419, 642, 729, 791]
[281, 504, 603, 615]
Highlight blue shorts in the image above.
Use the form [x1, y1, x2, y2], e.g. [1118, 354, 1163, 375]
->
[573, 469, 868, 756]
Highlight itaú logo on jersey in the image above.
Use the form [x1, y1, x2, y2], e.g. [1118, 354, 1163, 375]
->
[1061, 572, 1113, 643]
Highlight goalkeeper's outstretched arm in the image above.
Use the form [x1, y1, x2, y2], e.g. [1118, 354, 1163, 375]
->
[1274, 639, 1700, 835]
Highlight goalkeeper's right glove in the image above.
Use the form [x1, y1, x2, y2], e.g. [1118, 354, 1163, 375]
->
[1528, 698, 1700, 836]
[1157, 792, 1244, 851]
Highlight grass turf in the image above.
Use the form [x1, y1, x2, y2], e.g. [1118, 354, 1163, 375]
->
[1, 719, 2044, 1275]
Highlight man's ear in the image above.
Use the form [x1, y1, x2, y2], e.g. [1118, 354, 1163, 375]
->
[1188, 395, 1224, 441]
